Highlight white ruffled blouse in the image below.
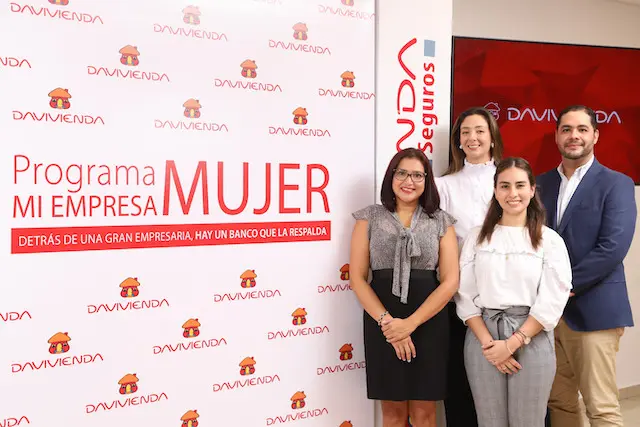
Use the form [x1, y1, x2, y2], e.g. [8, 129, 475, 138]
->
[435, 159, 496, 246]
[454, 225, 573, 331]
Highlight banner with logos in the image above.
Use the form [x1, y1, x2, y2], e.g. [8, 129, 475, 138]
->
[374, 1, 453, 426]
[1, 1, 375, 426]
[375, 0, 453, 187]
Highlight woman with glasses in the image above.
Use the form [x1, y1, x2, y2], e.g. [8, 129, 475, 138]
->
[350, 148, 460, 427]
[434, 106, 504, 427]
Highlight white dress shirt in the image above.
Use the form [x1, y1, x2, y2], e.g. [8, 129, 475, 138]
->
[556, 155, 595, 225]
[455, 225, 572, 331]
[435, 159, 496, 247]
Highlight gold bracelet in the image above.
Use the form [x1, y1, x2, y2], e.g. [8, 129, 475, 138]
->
[505, 340, 514, 355]
[512, 333, 525, 346]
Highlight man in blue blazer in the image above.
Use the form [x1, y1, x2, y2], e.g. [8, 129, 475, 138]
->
[537, 105, 637, 427]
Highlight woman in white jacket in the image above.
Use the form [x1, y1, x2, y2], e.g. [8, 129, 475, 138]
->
[435, 106, 503, 427]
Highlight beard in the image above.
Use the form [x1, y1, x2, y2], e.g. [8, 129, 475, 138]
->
[560, 142, 593, 160]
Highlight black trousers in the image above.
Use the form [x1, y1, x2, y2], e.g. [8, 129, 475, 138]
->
[444, 302, 478, 427]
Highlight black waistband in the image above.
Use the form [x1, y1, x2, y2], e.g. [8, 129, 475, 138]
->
[372, 269, 437, 280]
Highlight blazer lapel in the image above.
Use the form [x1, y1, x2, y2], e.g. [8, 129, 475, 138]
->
[558, 159, 603, 234]
[541, 172, 561, 230]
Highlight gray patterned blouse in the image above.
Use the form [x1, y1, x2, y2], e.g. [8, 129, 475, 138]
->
[352, 204, 456, 304]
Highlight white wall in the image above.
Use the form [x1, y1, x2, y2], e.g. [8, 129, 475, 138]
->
[453, 0, 640, 389]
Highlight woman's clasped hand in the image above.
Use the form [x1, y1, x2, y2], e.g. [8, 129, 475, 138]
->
[381, 315, 417, 362]
[482, 340, 522, 374]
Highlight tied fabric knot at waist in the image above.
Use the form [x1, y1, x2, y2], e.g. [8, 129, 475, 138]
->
[392, 209, 422, 304]
[482, 306, 530, 339]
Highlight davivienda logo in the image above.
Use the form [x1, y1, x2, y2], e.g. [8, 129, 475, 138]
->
[483, 102, 622, 124]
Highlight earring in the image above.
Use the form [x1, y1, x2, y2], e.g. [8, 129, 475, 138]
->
[459, 145, 462, 149]
[491, 143, 495, 147]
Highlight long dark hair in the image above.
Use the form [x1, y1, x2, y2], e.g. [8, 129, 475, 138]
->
[444, 106, 504, 176]
[380, 148, 440, 216]
[477, 157, 546, 249]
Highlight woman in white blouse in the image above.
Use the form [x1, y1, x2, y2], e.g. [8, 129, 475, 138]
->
[435, 106, 503, 427]
[455, 157, 572, 427]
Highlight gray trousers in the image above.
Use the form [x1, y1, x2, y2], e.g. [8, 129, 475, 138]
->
[464, 307, 556, 427]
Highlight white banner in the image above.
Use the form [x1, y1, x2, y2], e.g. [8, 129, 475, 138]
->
[0, 0, 375, 426]
[375, 0, 453, 189]
[374, 1, 453, 425]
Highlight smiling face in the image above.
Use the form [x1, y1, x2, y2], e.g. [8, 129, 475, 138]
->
[459, 114, 492, 164]
[391, 157, 426, 206]
[494, 166, 535, 219]
[556, 110, 599, 161]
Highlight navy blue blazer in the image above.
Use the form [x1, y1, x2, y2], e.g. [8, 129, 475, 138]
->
[537, 158, 637, 332]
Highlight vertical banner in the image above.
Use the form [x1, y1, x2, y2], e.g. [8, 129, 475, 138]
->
[0, 1, 375, 426]
[375, 0, 453, 190]
[375, 1, 453, 426]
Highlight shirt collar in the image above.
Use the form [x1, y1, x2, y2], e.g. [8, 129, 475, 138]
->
[557, 155, 595, 180]
[464, 158, 495, 168]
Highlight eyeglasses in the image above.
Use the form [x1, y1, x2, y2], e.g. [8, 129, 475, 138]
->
[393, 169, 426, 183]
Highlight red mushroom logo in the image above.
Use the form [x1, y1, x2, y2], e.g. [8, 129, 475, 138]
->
[291, 391, 306, 409]
[241, 59, 258, 79]
[240, 270, 257, 288]
[341, 71, 355, 88]
[48, 88, 71, 110]
[293, 107, 308, 125]
[239, 357, 256, 376]
[119, 45, 140, 67]
[292, 23, 308, 41]
[339, 344, 354, 361]
[181, 410, 199, 427]
[182, 319, 201, 338]
[183, 6, 201, 25]
[48, 332, 71, 354]
[340, 264, 350, 281]
[118, 373, 139, 395]
[340, 422, 354, 427]
[292, 308, 307, 326]
[120, 277, 140, 298]
[49, 0, 69, 5]
[183, 99, 202, 119]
